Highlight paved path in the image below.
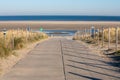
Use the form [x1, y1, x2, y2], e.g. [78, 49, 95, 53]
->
[1, 38, 120, 80]
[61, 39, 120, 80]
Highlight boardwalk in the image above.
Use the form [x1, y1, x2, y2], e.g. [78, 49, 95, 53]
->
[1, 38, 120, 80]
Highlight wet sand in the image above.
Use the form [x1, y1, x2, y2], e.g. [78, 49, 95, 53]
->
[0, 21, 120, 30]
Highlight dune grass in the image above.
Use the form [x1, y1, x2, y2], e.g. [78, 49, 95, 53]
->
[0, 30, 48, 58]
[73, 27, 120, 56]
[115, 50, 120, 56]
[103, 28, 120, 42]
[73, 27, 120, 42]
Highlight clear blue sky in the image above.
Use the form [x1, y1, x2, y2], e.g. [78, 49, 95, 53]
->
[0, 0, 120, 16]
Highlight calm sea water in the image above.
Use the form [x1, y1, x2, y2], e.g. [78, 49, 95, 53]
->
[35, 30, 77, 36]
[0, 16, 120, 21]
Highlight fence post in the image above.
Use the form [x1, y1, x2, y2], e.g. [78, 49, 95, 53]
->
[97, 29, 100, 45]
[12, 30, 14, 49]
[91, 26, 95, 39]
[78, 30, 80, 39]
[94, 27, 96, 40]
[108, 27, 110, 50]
[79, 29, 82, 40]
[85, 28, 87, 40]
[116, 27, 118, 51]
[102, 27, 104, 47]
[26, 28, 29, 42]
[82, 30, 83, 40]
[17, 28, 19, 37]
[3, 28, 7, 41]
[83, 28, 84, 40]
[89, 27, 91, 40]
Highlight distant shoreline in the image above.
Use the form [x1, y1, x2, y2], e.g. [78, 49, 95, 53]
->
[0, 21, 120, 23]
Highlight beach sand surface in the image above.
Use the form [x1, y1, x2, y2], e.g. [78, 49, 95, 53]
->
[0, 21, 120, 30]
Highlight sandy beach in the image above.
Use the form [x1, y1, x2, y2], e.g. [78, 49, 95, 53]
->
[0, 21, 120, 30]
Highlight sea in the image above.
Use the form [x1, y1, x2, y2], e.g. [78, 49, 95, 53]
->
[0, 15, 120, 21]
[41, 30, 77, 36]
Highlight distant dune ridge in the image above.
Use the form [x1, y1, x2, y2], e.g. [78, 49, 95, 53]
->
[0, 21, 120, 30]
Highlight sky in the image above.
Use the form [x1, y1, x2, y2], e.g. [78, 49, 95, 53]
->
[0, 0, 120, 16]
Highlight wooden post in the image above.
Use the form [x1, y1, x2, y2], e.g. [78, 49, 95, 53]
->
[26, 28, 29, 42]
[3, 28, 7, 41]
[17, 28, 20, 37]
[78, 30, 80, 39]
[12, 30, 14, 49]
[108, 27, 110, 50]
[83, 29, 85, 40]
[89, 27, 91, 40]
[81, 30, 83, 40]
[97, 29, 100, 45]
[91, 26, 95, 39]
[26, 28, 27, 42]
[116, 27, 118, 51]
[85, 28, 86, 40]
[77, 31, 79, 39]
[79, 29, 81, 40]
[94, 27, 96, 40]
[94, 27, 95, 40]
[86, 28, 88, 40]
[102, 27, 104, 47]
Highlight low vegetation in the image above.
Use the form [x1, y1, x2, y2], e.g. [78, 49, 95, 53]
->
[0, 30, 48, 58]
[73, 27, 120, 59]
[73, 27, 120, 43]
[103, 28, 120, 42]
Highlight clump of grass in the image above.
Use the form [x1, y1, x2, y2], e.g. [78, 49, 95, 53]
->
[115, 50, 120, 56]
[0, 30, 48, 58]
[73, 27, 120, 43]
[101, 28, 120, 42]
[0, 41, 12, 58]
[14, 37, 25, 49]
[27, 32, 48, 42]
[73, 36, 80, 40]
[85, 39, 96, 44]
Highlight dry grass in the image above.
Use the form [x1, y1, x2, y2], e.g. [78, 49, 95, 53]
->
[73, 27, 120, 55]
[73, 27, 120, 42]
[0, 30, 48, 58]
[103, 28, 120, 42]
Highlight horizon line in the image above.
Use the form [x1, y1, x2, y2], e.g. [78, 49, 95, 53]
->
[0, 15, 120, 17]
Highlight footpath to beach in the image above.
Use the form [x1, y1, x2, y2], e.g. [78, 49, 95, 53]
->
[1, 37, 120, 80]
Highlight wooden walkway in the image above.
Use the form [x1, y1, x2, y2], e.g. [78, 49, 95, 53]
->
[1, 38, 120, 80]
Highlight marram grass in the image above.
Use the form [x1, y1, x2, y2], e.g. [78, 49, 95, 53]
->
[0, 30, 48, 58]
[103, 28, 120, 42]
[73, 27, 120, 42]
